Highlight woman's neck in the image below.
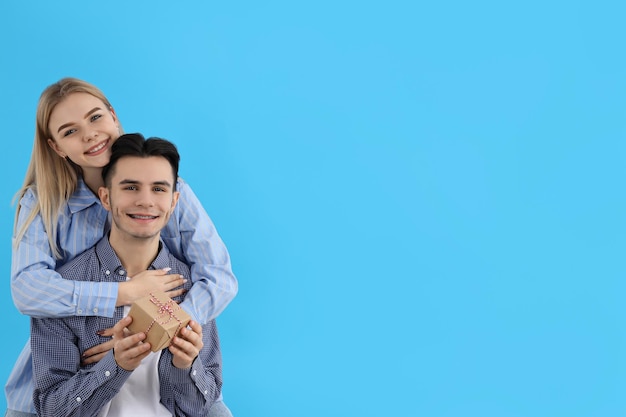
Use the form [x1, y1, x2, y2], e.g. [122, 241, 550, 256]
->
[82, 167, 105, 195]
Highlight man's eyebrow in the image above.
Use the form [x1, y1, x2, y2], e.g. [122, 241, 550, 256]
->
[56, 107, 103, 134]
[117, 179, 173, 187]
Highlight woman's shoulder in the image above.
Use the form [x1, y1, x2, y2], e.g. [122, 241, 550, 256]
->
[176, 177, 199, 201]
[176, 176, 189, 190]
[17, 186, 38, 209]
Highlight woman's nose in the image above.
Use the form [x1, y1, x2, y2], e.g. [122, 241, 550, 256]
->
[83, 129, 98, 142]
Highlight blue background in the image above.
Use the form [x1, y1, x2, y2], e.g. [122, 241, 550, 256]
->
[1, 1, 625, 416]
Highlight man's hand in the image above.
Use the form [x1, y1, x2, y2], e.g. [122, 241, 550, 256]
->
[117, 268, 187, 306]
[112, 316, 152, 371]
[169, 320, 203, 369]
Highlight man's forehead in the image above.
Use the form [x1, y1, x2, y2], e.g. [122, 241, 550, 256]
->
[112, 156, 174, 184]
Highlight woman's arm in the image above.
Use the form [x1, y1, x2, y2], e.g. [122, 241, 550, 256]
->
[11, 188, 118, 318]
[161, 180, 238, 324]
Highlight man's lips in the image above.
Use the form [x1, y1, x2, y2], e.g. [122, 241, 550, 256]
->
[128, 214, 158, 220]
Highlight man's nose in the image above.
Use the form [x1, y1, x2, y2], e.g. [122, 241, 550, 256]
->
[135, 190, 155, 207]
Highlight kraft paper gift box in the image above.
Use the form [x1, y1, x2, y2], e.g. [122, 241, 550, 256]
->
[127, 291, 191, 352]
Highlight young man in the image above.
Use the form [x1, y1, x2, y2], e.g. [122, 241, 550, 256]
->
[30, 134, 222, 417]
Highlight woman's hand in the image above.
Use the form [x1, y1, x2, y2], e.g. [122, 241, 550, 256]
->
[81, 327, 115, 365]
[117, 268, 187, 306]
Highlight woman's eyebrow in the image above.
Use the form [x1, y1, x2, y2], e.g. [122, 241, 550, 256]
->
[55, 107, 102, 133]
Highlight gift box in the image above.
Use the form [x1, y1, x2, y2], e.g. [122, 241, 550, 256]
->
[127, 291, 191, 352]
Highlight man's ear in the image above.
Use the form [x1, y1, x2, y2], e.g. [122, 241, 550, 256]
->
[170, 191, 180, 213]
[99, 186, 111, 211]
[47, 138, 66, 158]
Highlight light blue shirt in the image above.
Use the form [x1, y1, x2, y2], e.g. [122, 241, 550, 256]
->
[6, 178, 237, 413]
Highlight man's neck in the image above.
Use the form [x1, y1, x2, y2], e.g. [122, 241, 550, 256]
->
[108, 232, 161, 277]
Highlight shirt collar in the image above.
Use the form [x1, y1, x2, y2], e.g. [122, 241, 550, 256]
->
[95, 235, 171, 280]
[67, 178, 102, 214]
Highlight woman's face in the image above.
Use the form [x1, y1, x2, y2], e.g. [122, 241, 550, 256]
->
[47, 92, 120, 170]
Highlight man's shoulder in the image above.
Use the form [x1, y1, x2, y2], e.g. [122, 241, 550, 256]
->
[166, 252, 191, 276]
[57, 245, 98, 279]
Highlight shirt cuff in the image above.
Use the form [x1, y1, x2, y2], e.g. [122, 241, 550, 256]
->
[95, 351, 133, 387]
[74, 281, 119, 317]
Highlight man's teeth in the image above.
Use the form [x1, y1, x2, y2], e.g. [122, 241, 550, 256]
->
[129, 215, 157, 219]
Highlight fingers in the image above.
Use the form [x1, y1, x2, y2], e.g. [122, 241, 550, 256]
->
[81, 350, 108, 365]
[165, 288, 186, 299]
[121, 269, 188, 305]
[112, 317, 152, 371]
[114, 331, 152, 371]
[96, 327, 115, 337]
[82, 338, 115, 365]
[135, 269, 186, 282]
[146, 267, 173, 276]
[111, 316, 151, 371]
[163, 273, 187, 290]
[169, 321, 203, 369]
[132, 269, 187, 293]
[186, 320, 203, 339]
[112, 316, 132, 340]
[161, 273, 187, 300]
[176, 327, 202, 351]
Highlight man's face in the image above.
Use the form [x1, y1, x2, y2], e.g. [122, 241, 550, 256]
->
[99, 156, 179, 241]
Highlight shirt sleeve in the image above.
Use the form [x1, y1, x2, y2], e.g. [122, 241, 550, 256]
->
[31, 317, 131, 417]
[165, 181, 238, 324]
[158, 321, 222, 416]
[11, 189, 118, 318]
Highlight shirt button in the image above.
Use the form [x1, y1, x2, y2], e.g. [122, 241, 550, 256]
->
[204, 390, 208, 395]
[118, 270, 125, 275]
[93, 308, 98, 313]
[192, 370, 197, 376]
[105, 270, 111, 275]
[77, 309, 83, 314]
[76, 397, 82, 403]
[105, 371, 111, 377]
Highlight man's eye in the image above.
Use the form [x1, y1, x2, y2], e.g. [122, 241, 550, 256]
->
[154, 187, 165, 192]
[124, 186, 138, 191]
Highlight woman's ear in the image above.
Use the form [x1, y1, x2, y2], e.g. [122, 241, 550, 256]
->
[109, 106, 119, 123]
[47, 138, 66, 158]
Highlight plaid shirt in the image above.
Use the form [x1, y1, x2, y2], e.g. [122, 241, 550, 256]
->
[31, 237, 222, 417]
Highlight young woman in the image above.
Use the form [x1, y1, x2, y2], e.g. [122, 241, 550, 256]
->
[5, 78, 238, 417]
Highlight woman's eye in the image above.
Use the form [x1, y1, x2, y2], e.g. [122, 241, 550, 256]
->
[90, 114, 102, 122]
[62, 128, 76, 137]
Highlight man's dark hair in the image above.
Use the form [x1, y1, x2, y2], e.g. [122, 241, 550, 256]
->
[102, 133, 180, 189]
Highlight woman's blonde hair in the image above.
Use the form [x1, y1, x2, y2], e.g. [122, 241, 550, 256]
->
[14, 77, 119, 258]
